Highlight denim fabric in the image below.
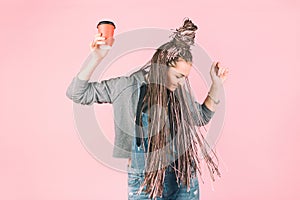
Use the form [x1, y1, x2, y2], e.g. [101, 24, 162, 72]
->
[128, 112, 200, 200]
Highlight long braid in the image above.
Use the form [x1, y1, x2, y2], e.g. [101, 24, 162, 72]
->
[136, 18, 221, 199]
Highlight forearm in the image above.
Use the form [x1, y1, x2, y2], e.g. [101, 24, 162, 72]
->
[77, 52, 103, 81]
[204, 83, 221, 112]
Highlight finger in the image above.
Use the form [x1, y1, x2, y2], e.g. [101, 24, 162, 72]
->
[219, 67, 226, 76]
[94, 33, 104, 37]
[211, 61, 217, 73]
[211, 61, 217, 68]
[96, 41, 106, 45]
[215, 62, 220, 75]
[90, 40, 96, 48]
[224, 70, 229, 77]
[221, 69, 229, 78]
[90, 41, 96, 51]
[222, 68, 229, 75]
[217, 65, 222, 76]
[94, 36, 106, 42]
[94, 33, 105, 38]
[97, 36, 106, 40]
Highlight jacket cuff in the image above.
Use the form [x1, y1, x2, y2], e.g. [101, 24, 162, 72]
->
[202, 103, 215, 117]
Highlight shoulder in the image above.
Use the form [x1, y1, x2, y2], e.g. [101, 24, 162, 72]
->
[128, 68, 148, 84]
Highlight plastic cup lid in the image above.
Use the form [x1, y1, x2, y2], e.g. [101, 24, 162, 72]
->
[97, 19, 116, 29]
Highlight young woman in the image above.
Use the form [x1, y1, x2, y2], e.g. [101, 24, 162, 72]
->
[66, 18, 229, 199]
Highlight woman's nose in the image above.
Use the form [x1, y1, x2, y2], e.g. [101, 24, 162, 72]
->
[178, 77, 185, 86]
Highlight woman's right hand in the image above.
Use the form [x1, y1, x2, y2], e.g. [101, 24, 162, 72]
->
[89, 33, 115, 61]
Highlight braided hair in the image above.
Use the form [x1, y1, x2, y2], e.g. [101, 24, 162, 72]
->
[137, 18, 220, 199]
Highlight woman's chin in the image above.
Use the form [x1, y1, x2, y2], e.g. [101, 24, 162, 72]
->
[167, 85, 177, 92]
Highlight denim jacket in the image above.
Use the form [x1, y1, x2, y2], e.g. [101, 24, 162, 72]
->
[66, 68, 215, 158]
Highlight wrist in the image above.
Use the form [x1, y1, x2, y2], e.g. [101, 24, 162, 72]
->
[208, 91, 220, 104]
[211, 82, 222, 89]
[208, 84, 221, 104]
[90, 51, 104, 63]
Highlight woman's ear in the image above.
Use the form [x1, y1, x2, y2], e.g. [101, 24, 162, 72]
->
[169, 60, 177, 67]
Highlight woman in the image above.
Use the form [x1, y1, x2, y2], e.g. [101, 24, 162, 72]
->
[66, 18, 229, 199]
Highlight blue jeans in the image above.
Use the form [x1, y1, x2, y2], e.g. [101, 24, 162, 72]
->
[127, 165, 200, 200]
[127, 112, 200, 200]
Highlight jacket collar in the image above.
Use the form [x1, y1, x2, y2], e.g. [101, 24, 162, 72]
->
[134, 69, 148, 84]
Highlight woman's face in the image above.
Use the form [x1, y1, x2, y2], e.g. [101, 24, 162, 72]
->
[165, 58, 192, 91]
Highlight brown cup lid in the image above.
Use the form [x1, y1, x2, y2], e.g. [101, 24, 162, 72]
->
[97, 21, 116, 29]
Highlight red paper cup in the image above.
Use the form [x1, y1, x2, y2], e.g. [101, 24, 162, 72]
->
[97, 20, 116, 48]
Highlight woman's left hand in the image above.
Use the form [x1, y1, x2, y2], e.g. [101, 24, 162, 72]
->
[210, 61, 229, 86]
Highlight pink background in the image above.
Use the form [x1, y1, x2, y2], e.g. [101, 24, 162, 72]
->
[1, 0, 299, 199]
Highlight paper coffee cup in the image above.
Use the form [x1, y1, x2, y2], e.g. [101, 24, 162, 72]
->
[97, 20, 116, 49]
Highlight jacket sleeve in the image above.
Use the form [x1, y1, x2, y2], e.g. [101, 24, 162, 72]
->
[193, 101, 215, 126]
[66, 75, 130, 105]
[181, 88, 215, 127]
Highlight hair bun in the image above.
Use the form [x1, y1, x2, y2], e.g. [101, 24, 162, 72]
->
[171, 18, 198, 48]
